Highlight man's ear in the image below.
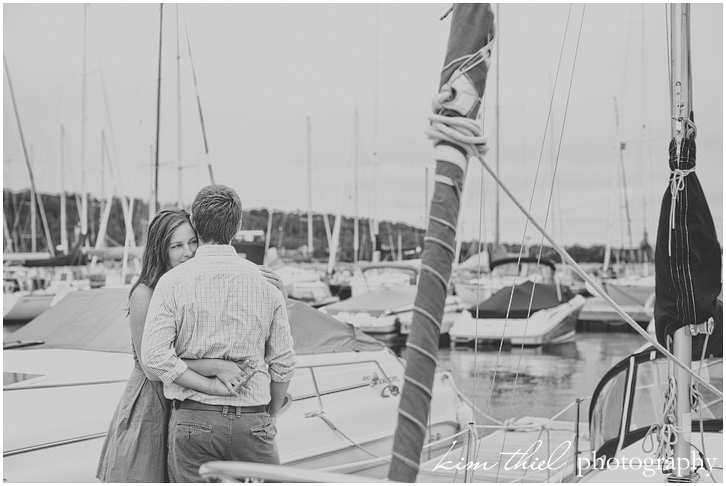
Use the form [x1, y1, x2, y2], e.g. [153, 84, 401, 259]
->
[189, 212, 197, 232]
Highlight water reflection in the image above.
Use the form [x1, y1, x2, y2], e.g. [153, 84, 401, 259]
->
[400, 333, 647, 425]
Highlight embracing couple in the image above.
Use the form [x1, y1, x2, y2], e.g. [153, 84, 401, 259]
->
[96, 184, 296, 482]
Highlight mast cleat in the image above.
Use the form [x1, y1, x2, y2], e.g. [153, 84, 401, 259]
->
[666, 471, 701, 483]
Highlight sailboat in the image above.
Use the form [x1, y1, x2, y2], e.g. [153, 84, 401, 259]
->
[588, 4, 723, 481]
[421, 3, 722, 483]
[196, 3, 720, 483]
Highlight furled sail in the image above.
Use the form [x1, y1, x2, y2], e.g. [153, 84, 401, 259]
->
[387, 4, 495, 482]
[654, 131, 722, 357]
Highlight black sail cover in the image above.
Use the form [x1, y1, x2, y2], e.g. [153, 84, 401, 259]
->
[654, 136, 722, 358]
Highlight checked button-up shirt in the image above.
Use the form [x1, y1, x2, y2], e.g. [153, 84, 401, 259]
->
[141, 244, 296, 406]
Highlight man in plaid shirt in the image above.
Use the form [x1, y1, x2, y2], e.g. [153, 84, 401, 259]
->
[142, 184, 296, 482]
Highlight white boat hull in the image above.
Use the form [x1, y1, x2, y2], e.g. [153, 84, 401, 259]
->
[449, 295, 586, 346]
[3, 347, 464, 482]
[579, 296, 654, 324]
[3, 291, 54, 321]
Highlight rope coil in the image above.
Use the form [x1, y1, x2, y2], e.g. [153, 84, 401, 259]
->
[643, 376, 683, 469]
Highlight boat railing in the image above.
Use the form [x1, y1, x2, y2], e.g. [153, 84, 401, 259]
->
[199, 461, 375, 483]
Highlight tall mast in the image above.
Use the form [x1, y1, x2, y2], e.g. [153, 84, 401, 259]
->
[603, 99, 621, 274]
[371, 4, 380, 260]
[80, 3, 88, 246]
[388, 5, 495, 480]
[353, 107, 359, 264]
[176, 4, 183, 208]
[153, 3, 164, 216]
[3, 56, 55, 257]
[60, 125, 68, 253]
[30, 148, 36, 253]
[148, 144, 155, 224]
[99, 130, 106, 219]
[494, 3, 500, 248]
[668, 3, 693, 478]
[264, 208, 273, 265]
[617, 137, 636, 261]
[306, 116, 313, 256]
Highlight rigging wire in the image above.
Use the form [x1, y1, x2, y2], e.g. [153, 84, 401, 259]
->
[180, 5, 214, 185]
[493, 4, 585, 481]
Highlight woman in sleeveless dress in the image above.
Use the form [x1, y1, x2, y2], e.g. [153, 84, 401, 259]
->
[96, 209, 285, 482]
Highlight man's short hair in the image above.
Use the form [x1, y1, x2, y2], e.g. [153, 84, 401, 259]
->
[191, 184, 242, 244]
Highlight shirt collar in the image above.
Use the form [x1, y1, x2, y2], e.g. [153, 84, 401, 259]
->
[194, 244, 239, 258]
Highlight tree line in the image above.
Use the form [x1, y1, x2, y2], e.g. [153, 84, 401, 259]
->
[3, 188, 648, 264]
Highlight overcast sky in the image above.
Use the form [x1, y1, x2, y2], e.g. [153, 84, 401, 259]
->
[3, 3, 723, 247]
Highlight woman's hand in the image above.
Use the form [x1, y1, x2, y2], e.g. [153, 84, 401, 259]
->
[209, 377, 240, 396]
[259, 265, 288, 299]
[213, 360, 248, 394]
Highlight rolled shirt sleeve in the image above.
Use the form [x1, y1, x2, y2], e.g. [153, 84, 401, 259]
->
[265, 292, 296, 383]
[141, 278, 188, 384]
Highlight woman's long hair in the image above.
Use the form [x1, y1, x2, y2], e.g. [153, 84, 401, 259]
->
[129, 208, 192, 300]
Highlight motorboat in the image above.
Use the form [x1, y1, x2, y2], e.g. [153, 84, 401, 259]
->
[348, 260, 421, 297]
[453, 257, 558, 307]
[274, 265, 339, 308]
[449, 259, 586, 347]
[579, 290, 655, 326]
[3, 287, 467, 482]
[3, 267, 53, 322]
[320, 286, 464, 336]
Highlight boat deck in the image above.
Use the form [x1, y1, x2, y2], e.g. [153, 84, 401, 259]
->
[416, 417, 589, 483]
[579, 297, 652, 324]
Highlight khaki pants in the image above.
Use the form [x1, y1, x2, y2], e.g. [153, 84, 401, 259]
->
[167, 402, 278, 482]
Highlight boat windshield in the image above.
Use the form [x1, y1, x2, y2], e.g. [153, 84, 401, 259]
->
[491, 261, 554, 280]
[590, 348, 723, 458]
[361, 267, 418, 286]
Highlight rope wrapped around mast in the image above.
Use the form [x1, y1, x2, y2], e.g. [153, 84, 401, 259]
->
[387, 4, 495, 482]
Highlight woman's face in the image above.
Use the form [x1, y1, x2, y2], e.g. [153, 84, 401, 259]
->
[167, 222, 198, 269]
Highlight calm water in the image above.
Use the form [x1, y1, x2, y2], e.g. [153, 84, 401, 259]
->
[4, 320, 644, 425]
[401, 332, 647, 425]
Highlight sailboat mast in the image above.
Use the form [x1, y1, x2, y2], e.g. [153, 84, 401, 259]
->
[371, 5, 380, 260]
[153, 3, 164, 216]
[353, 108, 359, 264]
[618, 139, 636, 261]
[264, 208, 273, 265]
[388, 5, 495, 481]
[3, 56, 55, 258]
[668, 3, 693, 478]
[148, 144, 155, 224]
[100, 131, 106, 218]
[60, 125, 68, 253]
[80, 4, 88, 246]
[307, 117, 313, 256]
[31, 156, 36, 253]
[176, 4, 183, 208]
[494, 3, 500, 248]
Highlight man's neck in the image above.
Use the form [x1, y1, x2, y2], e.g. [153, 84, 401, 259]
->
[198, 240, 230, 247]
